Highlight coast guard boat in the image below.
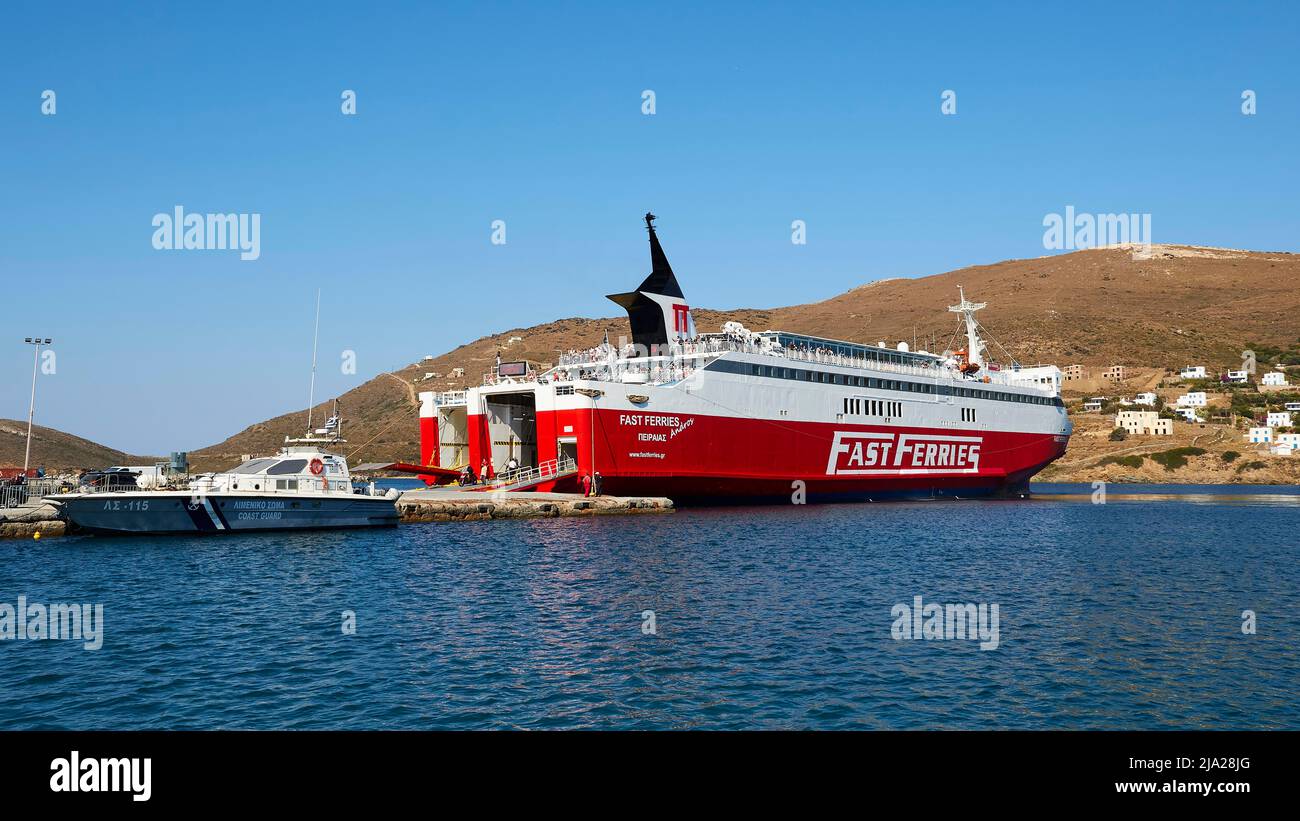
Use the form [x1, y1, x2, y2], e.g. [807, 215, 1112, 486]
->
[49, 416, 401, 535]
[416, 212, 1073, 503]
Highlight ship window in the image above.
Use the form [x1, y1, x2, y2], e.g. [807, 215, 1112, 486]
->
[230, 458, 277, 474]
[268, 459, 309, 475]
[275, 479, 299, 490]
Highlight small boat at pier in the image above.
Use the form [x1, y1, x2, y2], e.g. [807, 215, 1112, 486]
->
[48, 420, 400, 535]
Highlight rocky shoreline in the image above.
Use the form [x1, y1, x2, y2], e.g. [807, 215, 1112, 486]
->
[0, 502, 67, 540]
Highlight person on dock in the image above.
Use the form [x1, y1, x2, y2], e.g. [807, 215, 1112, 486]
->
[593, 471, 603, 496]
[581, 472, 592, 497]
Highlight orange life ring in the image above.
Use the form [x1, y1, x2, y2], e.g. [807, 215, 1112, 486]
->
[309, 458, 324, 475]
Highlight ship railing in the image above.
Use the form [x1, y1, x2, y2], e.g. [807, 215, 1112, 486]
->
[543, 361, 701, 387]
[484, 456, 577, 489]
[549, 338, 1059, 395]
[482, 372, 545, 387]
[0, 478, 76, 508]
[188, 476, 362, 496]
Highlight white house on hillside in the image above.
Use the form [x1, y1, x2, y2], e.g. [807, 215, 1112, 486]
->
[1180, 365, 1207, 380]
[1267, 411, 1295, 428]
[1174, 407, 1202, 423]
[1277, 433, 1300, 453]
[1248, 427, 1274, 444]
[1116, 411, 1172, 436]
[1176, 391, 1207, 407]
[1224, 370, 1249, 384]
[1263, 371, 1289, 387]
[1133, 392, 1157, 406]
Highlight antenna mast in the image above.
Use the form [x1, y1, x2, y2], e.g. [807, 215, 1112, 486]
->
[307, 289, 321, 432]
[948, 286, 988, 367]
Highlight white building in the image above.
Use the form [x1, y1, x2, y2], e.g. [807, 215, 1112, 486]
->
[1082, 399, 1103, 412]
[1248, 427, 1274, 444]
[1278, 433, 1300, 453]
[1180, 365, 1207, 380]
[1176, 391, 1207, 407]
[1286, 402, 1300, 412]
[1266, 411, 1294, 428]
[1224, 370, 1249, 384]
[1116, 411, 1172, 436]
[1174, 407, 1201, 423]
[1262, 371, 1289, 387]
[1132, 392, 1157, 406]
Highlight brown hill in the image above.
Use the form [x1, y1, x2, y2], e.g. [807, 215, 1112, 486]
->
[189, 244, 1300, 470]
[0, 419, 156, 473]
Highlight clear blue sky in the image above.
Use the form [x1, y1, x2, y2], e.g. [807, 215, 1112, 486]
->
[2, 1, 1297, 457]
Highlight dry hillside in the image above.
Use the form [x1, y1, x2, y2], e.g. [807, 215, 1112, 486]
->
[191, 244, 1300, 470]
[0, 419, 156, 472]
[90, 244, 1300, 470]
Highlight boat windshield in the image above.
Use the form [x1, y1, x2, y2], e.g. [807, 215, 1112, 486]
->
[229, 458, 278, 474]
[267, 459, 309, 475]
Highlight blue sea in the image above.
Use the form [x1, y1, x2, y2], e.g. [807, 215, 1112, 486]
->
[1, 483, 1297, 730]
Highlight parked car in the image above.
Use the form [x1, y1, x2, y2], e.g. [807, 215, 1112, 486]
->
[79, 467, 140, 490]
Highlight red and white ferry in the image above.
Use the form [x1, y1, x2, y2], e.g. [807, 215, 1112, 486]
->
[418, 214, 1071, 502]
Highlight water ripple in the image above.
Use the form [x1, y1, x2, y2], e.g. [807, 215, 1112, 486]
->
[1, 485, 1298, 728]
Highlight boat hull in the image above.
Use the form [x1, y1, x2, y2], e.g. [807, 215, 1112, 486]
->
[51, 492, 399, 535]
[528, 408, 1070, 503]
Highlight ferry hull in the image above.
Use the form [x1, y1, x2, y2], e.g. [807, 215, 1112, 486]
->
[52, 493, 399, 535]
[529, 407, 1069, 503]
[575, 463, 1055, 505]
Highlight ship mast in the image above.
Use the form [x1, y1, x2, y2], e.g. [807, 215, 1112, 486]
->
[948, 287, 987, 367]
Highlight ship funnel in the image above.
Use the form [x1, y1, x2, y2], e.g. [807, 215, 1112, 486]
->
[607, 213, 695, 353]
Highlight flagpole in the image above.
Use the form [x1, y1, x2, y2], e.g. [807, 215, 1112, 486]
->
[306, 289, 321, 433]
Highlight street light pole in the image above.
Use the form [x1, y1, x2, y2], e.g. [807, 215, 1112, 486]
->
[22, 337, 52, 476]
